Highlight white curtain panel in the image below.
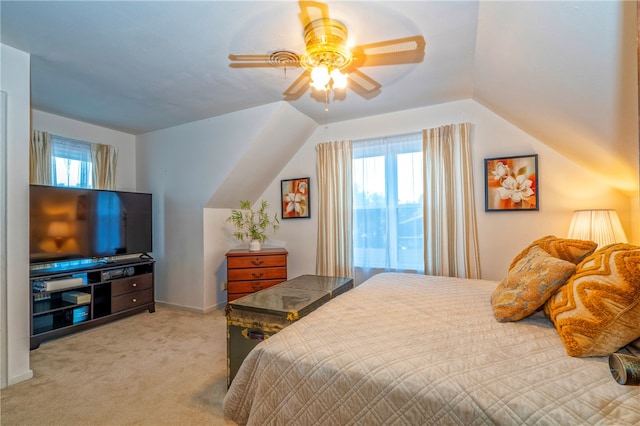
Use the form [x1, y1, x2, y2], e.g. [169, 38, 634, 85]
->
[30, 130, 52, 185]
[91, 143, 118, 190]
[422, 122, 480, 278]
[315, 140, 353, 278]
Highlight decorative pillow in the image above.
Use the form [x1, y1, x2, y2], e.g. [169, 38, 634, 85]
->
[509, 235, 597, 270]
[492, 246, 577, 322]
[545, 243, 640, 357]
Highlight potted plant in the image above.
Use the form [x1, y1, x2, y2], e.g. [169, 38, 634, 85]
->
[226, 200, 280, 251]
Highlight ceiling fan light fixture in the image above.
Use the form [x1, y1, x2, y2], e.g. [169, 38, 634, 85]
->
[300, 18, 352, 92]
[229, 1, 427, 102]
[300, 18, 352, 72]
[311, 66, 331, 87]
[330, 69, 348, 89]
[309, 66, 349, 91]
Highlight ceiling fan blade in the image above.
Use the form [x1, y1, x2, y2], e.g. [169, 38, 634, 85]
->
[348, 70, 382, 100]
[298, 1, 330, 29]
[283, 71, 311, 100]
[229, 54, 272, 68]
[229, 52, 301, 69]
[351, 35, 426, 67]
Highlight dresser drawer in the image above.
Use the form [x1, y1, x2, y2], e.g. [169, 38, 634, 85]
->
[111, 273, 153, 297]
[111, 288, 153, 313]
[227, 255, 287, 269]
[226, 249, 288, 304]
[228, 267, 287, 282]
[228, 279, 285, 295]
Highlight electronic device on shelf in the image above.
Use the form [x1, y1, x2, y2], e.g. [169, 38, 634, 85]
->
[101, 266, 135, 281]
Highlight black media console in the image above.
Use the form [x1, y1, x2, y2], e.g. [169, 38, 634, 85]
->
[30, 258, 155, 349]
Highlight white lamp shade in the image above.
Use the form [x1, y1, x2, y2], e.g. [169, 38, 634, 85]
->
[567, 209, 628, 248]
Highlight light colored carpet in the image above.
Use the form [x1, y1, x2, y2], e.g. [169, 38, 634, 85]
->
[1, 305, 236, 425]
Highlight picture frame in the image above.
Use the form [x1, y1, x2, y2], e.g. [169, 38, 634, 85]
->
[484, 154, 538, 212]
[281, 177, 310, 219]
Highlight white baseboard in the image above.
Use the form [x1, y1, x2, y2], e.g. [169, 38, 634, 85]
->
[154, 301, 225, 315]
[8, 369, 33, 387]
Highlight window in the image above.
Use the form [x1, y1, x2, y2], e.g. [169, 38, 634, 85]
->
[50, 135, 93, 188]
[353, 133, 424, 273]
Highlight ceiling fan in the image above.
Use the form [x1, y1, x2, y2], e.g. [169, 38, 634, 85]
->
[228, 1, 426, 101]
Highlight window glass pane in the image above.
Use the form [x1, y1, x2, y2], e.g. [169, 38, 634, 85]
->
[354, 155, 388, 267]
[353, 156, 385, 208]
[397, 152, 422, 204]
[353, 133, 424, 273]
[50, 135, 93, 188]
[53, 157, 93, 188]
[353, 207, 387, 265]
[396, 204, 423, 269]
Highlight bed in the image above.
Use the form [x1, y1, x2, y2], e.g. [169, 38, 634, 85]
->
[223, 272, 640, 425]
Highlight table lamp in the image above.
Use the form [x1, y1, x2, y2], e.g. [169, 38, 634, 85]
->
[567, 209, 628, 248]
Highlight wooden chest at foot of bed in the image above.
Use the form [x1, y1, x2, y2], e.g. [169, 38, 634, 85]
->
[226, 274, 353, 387]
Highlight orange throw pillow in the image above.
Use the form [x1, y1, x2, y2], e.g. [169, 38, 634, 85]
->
[509, 235, 597, 270]
[545, 243, 640, 357]
[492, 246, 576, 322]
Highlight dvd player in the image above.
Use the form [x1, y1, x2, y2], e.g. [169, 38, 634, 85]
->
[102, 266, 135, 281]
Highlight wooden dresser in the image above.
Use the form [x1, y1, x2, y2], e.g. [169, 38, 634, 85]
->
[225, 248, 288, 302]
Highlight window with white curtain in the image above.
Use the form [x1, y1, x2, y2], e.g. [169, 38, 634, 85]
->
[352, 132, 424, 273]
[50, 135, 93, 188]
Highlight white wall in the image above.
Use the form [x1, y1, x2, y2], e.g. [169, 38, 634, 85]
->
[199, 99, 634, 308]
[0, 105, 138, 388]
[137, 102, 315, 312]
[1, 44, 33, 387]
[238, 99, 634, 288]
[31, 110, 137, 191]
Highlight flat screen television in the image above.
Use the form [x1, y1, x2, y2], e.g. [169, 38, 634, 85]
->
[29, 185, 152, 265]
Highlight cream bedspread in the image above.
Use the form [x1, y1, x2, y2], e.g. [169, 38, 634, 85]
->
[223, 273, 640, 425]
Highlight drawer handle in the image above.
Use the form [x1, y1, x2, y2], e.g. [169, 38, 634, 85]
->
[251, 259, 264, 266]
[132, 298, 137, 303]
[251, 272, 263, 279]
[251, 283, 263, 291]
[132, 283, 137, 287]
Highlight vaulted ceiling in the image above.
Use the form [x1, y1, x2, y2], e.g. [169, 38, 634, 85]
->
[1, 1, 637, 192]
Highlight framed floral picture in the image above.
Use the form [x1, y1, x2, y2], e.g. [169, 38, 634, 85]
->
[484, 154, 538, 211]
[281, 177, 310, 219]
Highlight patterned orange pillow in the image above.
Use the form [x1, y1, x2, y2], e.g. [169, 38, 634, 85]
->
[509, 235, 597, 270]
[492, 246, 576, 322]
[545, 243, 640, 357]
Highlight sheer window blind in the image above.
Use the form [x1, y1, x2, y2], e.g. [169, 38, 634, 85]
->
[50, 135, 93, 188]
[353, 132, 424, 274]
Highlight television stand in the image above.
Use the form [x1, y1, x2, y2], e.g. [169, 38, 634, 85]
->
[29, 258, 155, 349]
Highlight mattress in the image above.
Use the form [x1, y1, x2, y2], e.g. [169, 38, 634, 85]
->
[223, 273, 640, 425]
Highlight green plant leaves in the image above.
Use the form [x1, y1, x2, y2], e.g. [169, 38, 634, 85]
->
[226, 200, 279, 242]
